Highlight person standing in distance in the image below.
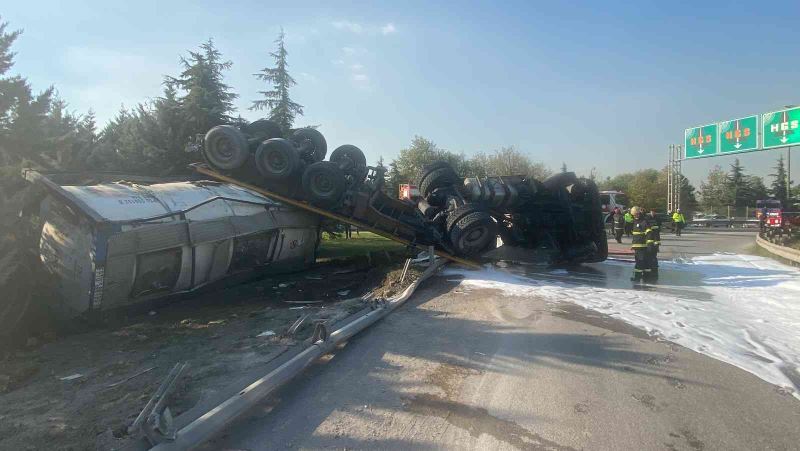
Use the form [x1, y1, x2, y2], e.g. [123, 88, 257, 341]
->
[612, 207, 625, 243]
[672, 208, 686, 237]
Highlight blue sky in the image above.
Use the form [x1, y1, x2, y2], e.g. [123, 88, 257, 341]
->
[4, 0, 800, 187]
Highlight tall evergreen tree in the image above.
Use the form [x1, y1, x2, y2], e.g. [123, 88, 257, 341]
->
[727, 158, 749, 207]
[167, 39, 237, 140]
[0, 18, 56, 170]
[251, 29, 303, 132]
[769, 155, 788, 206]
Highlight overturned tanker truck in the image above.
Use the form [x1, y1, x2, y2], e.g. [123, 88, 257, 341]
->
[198, 119, 607, 264]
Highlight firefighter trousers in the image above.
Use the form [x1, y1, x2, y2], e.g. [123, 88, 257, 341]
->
[645, 246, 659, 280]
[633, 248, 648, 281]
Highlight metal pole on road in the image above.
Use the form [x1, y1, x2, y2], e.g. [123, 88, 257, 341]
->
[788, 146, 792, 202]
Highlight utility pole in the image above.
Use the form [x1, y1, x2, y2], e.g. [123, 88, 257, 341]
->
[788, 146, 792, 203]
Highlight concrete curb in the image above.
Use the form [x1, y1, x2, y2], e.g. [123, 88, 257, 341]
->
[755, 234, 800, 265]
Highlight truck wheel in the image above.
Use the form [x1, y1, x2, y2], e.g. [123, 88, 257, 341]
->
[255, 138, 301, 181]
[302, 161, 346, 207]
[542, 171, 578, 191]
[417, 161, 453, 185]
[330, 145, 368, 181]
[291, 128, 327, 163]
[420, 164, 459, 199]
[203, 125, 249, 170]
[448, 209, 496, 256]
[243, 119, 282, 141]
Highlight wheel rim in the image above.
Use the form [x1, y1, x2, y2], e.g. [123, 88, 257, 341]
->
[459, 224, 490, 250]
[266, 150, 288, 173]
[312, 173, 335, 197]
[211, 136, 235, 162]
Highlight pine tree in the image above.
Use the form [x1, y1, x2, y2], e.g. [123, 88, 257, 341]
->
[769, 155, 788, 206]
[727, 158, 749, 207]
[167, 39, 237, 139]
[251, 29, 303, 133]
[561, 162, 568, 173]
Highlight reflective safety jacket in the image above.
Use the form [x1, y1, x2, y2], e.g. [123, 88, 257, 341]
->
[672, 212, 686, 224]
[624, 212, 634, 223]
[631, 216, 653, 250]
[647, 213, 661, 246]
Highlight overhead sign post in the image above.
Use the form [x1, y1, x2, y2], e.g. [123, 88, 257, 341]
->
[762, 107, 800, 149]
[684, 124, 718, 159]
[718, 115, 759, 154]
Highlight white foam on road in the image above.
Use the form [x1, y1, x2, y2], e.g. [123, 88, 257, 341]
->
[445, 254, 800, 399]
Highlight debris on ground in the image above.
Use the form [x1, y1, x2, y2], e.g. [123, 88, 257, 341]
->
[0, 251, 421, 451]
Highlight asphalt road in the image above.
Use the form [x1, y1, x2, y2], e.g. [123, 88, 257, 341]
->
[203, 229, 800, 450]
[608, 227, 760, 259]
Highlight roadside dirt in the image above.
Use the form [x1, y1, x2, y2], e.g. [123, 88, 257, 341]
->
[0, 252, 421, 451]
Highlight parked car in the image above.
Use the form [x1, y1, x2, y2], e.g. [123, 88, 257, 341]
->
[691, 213, 732, 228]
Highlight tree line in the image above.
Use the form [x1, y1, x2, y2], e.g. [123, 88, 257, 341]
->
[1, 15, 792, 241]
[0, 21, 303, 189]
[698, 156, 794, 213]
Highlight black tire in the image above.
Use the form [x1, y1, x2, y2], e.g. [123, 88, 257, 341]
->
[330, 145, 368, 181]
[420, 165, 460, 199]
[302, 161, 346, 207]
[243, 119, 282, 141]
[417, 161, 455, 187]
[254, 138, 301, 181]
[291, 128, 327, 163]
[203, 125, 249, 170]
[448, 207, 497, 256]
[542, 171, 578, 191]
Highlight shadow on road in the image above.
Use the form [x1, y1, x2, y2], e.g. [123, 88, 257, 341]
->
[204, 277, 715, 450]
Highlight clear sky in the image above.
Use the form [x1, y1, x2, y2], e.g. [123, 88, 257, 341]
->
[4, 0, 799, 187]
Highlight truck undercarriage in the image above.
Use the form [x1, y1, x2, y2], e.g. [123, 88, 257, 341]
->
[199, 120, 608, 264]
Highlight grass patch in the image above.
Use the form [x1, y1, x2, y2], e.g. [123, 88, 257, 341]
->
[317, 231, 406, 259]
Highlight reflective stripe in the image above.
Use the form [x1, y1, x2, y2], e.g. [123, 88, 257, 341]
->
[654, 241, 661, 245]
[646, 240, 655, 244]
[651, 225, 660, 230]
[631, 244, 648, 248]
[632, 231, 644, 235]
[633, 269, 644, 273]
[644, 269, 652, 272]
[645, 228, 652, 234]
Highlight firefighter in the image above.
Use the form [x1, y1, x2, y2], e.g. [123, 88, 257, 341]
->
[630, 206, 653, 282]
[612, 207, 625, 243]
[646, 209, 661, 280]
[624, 208, 634, 237]
[672, 208, 686, 236]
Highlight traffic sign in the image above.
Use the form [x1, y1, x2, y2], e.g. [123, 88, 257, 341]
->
[719, 115, 759, 154]
[685, 124, 718, 159]
[762, 107, 800, 149]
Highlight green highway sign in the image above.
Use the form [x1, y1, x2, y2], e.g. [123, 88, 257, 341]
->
[685, 124, 718, 159]
[762, 107, 800, 149]
[719, 115, 758, 154]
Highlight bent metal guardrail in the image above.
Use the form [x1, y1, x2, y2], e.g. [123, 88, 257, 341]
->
[755, 234, 800, 265]
[149, 257, 448, 451]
